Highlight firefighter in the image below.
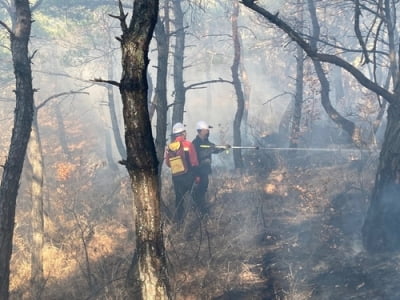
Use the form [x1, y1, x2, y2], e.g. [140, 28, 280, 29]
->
[192, 121, 230, 215]
[165, 122, 199, 224]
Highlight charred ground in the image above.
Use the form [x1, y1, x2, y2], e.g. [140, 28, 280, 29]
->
[163, 149, 400, 299]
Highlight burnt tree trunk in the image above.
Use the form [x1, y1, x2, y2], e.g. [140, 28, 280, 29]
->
[307, 0, 358, 145]
[362, 102, 400, 252]
[171, 0, 186, 125]
[116, 0, 170, 298]
[231, 0, 244, 169]
[0, 1, 34, 298]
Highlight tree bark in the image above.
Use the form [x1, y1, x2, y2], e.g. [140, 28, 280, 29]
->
[27, 115, 45, 299]
[231, 0, 244, 169]
[107, 61, 126, 160]
[116, 0, 170, 298]
[362, 102, 400, 252]
[171, 0, 186, 125]
[0, 1, 34, 298]
[154, 8, 170, 174]
[290, 2, 304, 149]
[307, 0, 357, 145]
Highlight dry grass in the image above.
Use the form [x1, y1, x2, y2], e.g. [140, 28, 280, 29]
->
[10, 152, 382, 299]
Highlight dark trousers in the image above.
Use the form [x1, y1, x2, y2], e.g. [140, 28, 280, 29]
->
[172, 173, 194, 223]
[192, 173, 209, 215]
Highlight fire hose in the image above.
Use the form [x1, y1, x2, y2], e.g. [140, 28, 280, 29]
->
[200, 144, 379, 153]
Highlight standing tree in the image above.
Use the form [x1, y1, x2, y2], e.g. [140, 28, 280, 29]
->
[231, 0, 245, 169]
[0, 0, 35, 298]
[110, 0, 170, 298]
[241, 0, 400, 252]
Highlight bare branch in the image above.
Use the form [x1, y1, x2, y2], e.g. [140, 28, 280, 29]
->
[241, 0, 396, 104]
[109, 0, 128, 33]
[354, 0, 371, 64]
[31, 0, 43, 12]
[185, 78, 232, 91]
[93, 78, 120, 87]
[263, 92, 292, 105]
[36, 90, 89, 110]
[0, 20, 12, 35]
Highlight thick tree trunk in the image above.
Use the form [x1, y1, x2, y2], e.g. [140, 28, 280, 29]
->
[362, 102, 400, 252]
[171, 0, 186, 125]
[117, 1, 170, 298]
[231, 0, 244, 169]
[27, 116, 45, 299]
[0, 1, 34, 298]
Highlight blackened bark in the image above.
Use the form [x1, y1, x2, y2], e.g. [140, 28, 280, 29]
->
[231, 0, 244, 169]
[307, 0, 357, 145]
[0, 1, 34, 298]
[362, 102, 400, 252]
[171, 0, 186, 125]
[116, 0, 170, 298]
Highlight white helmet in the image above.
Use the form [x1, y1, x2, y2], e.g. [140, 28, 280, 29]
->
[172, 122, 185, 134]
[196, 120, 212, 130]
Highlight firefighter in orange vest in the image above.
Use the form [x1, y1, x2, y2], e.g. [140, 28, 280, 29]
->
[165, 122, 199, 223]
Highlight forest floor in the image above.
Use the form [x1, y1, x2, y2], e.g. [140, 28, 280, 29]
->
[10, 148, 400, 299]
[163, 149, 400, 300]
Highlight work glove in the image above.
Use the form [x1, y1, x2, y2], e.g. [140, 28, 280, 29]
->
[195, 177, 201, 184]
[217, 144, 230, 153]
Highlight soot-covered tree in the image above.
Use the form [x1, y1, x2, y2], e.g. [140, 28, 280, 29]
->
[112, 0, 170, 298]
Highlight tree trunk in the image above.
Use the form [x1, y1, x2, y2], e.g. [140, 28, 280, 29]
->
[231, 0, 244, 169]
[290, 4, 304, 149]
[27, 115, 45, 299]
[362, 102, 400, 252]
[307, 0, 357, 145]
[171, 0, 186, 125]
[55, 103, 71, 159]
[107, 61, 126, 160]
[0, 1, 34, 298]
[241, 62, 251, 144]
[154, 9, 170, 174]
[116, 1, 170, 298]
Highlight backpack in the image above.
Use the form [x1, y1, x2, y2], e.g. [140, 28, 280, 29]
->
[167, 141, 189, 176]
